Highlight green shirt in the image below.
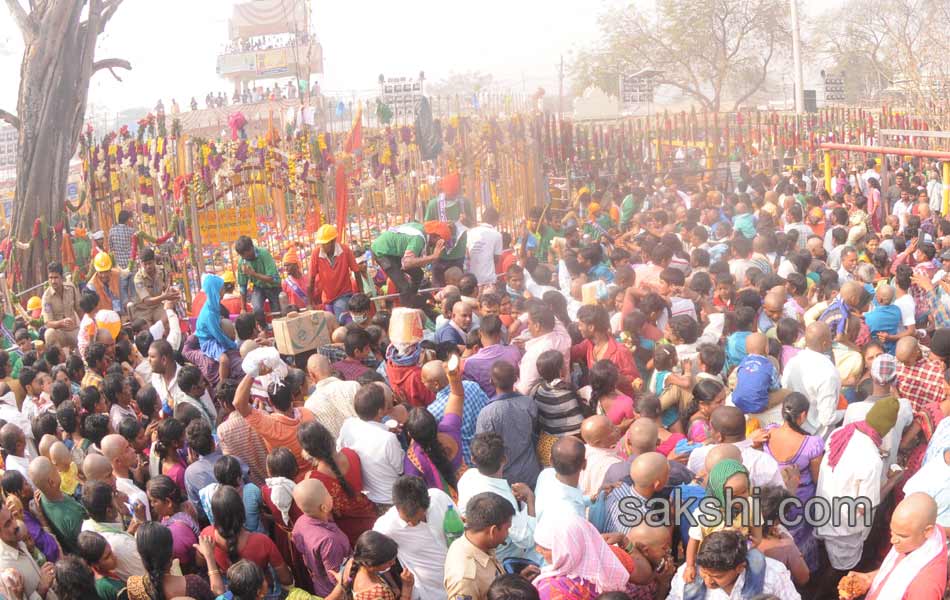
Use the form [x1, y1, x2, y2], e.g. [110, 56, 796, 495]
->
[442, 230, 468, 261]
[40, 494, 86, 554]
[424, 195, 475, 223]
[237, 247, 281, 292]
[370, 223, 427, 258]
[620, 194, 638, 225]
[95, 577, 125, 600]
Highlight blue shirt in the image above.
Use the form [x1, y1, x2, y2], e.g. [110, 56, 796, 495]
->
[434, 322, 466, 346]
[864, 304, 902, 354]
[183, 449, 249, 512]
[428, 380, 489, 464]
[587, 263, 614, 283]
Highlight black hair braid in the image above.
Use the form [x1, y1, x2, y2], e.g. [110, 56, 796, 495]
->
[325, 457, 356, 498]
[145, 564, 166, 600]
[418, 436, 458, 490]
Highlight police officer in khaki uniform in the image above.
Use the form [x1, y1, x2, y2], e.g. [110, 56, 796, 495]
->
[41, 261, 80, 350]
[444, 492, 514, 600]
[130, 248, 179, 324]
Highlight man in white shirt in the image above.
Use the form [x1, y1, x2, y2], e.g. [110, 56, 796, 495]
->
[456, 432, 539, 564]
[100, 434, 151, 522]
[667, 530, 800, 599]
[304, 354, 359, 437]
[893, 265, 918, 335]
[374, 476, 459, 600]
[781, 321, 842, 439]
[842, 354, 912, 470]
[466, 207, 503, 285]
[336, 384, 403, 507]
[892, 187, 914, 230]
[685, 407, 784, 489]
[816, 397, 902, 571]
[147, 339, 212, 415]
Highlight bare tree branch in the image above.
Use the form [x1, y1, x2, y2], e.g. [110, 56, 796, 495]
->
[98, 0, 124, 33]
[0, 110, 19, 129]
[4, 0, 38, 43]
[92, 58, 132, 81]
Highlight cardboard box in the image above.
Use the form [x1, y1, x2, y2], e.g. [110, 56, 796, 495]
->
[389, 307, 424, 346]
[272, 310, 334, 355]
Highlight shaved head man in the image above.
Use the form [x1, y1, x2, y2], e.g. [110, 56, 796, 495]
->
[761, 293, 785, 325]
[895, 336, 920, 367]
[100, 433, 151, 521]
[626, 418, 659, 456]
[420, 360, 449, 393]
[630, 452, 670, 494]
[804, 321, 833, 353]
[306, 353, 334, 383]
[291, 478, 349, 596]
[783, 319, 842, 438]
[846, 493, 948, 600]
[745, 332, 768, 356]
[578, 415, 622, 497]
[83, 453, 115, 486]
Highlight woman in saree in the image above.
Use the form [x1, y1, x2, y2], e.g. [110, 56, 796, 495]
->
[533, 513, 630, 600]
[403, 356, 466, 502]
[900, 388, 950, 479]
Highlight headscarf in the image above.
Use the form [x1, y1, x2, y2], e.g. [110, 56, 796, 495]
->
[534, 513, 629, 594]
[265, 476, 297, 526]
[827, 406, 894, 471]
[196, 274, 238, 360]
[440, 172, 460, 197]
[282, 247, 300, 265]
[423, 220, 452, 242]
[706, 459, 747, 505]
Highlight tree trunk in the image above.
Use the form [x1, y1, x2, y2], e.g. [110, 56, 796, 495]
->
[5, 0, 128, 290]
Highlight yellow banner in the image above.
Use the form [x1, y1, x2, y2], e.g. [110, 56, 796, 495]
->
[198, 206, 257, 246]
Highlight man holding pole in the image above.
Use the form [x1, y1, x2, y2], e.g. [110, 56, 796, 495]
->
[307, 224, 361, 319]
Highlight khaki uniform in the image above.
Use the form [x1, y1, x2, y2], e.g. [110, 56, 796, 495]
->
[443, 534, 504, 600]
[130, 267, 168, 324]
[41, 283, 80, 349]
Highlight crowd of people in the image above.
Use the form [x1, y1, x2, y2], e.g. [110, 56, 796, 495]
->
[3, 156, 950, 600]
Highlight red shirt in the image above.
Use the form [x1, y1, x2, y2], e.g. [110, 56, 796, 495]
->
[571, 337, 641, 398]
[201, 526, 285, 571]
[308, 245, 359, 305]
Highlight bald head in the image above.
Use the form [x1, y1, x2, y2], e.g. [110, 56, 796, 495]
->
[627, 522, 673, 560]
[28, 457, 57, 495]
[840, 281, 864, 307]
[705, 444, 743, 473]
[581, 415, 617, 448]
[763, 292, 784, 313]
[331, 326, 347, 344]
[38, 434, 58, 459]
[293, 478, 330, 517]
[306, 353, 333, 382]
[890, 492, 938, 554]
[895, 336, 920, 366]
[550, 436, 586, 476]
[745, 332, 768, 356]
[627, 418, 659, 455]
[804, 321, 832, 353]
[420, 360, 448, 391]
[95, 328, 115, 344]
[630, 452, 670, 490]
[875, 284, 895, 306]
[100, 434, 128, 462]
[82, 453, 113, 483]
[710, 406, 746, 441]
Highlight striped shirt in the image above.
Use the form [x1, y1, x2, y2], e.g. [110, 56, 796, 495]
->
[217, 412, 268, 487]
[531, 379, 585, 436]
[427, 381, 489, 465]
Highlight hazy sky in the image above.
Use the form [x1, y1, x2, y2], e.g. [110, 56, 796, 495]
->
[0, 0, 837, 114]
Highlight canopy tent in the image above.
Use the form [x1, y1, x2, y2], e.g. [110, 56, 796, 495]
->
[229, 0, 308, 39]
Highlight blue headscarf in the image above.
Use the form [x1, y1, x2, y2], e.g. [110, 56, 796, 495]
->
[196, 274, 237, 360]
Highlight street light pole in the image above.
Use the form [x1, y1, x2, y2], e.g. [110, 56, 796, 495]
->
[790, 0, 805, 113]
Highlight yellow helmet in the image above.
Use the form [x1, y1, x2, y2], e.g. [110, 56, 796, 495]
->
[26, 296, 42, 312]
[222, 271, 236, 284]
[315, 224, 338, 244]
[93, 252, 113, 272]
